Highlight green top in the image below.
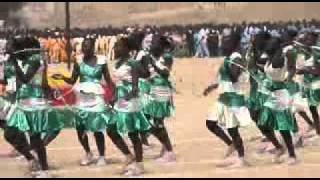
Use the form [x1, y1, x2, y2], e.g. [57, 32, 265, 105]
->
[303, 48, 320, 84]
[114, 59, 138, 100]
[16, 54, 45, 100]
[79, 62, 105, 83]
[218, 53, 246, 107]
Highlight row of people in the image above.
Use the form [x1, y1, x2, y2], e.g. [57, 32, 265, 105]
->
[0, 33, 176, 177]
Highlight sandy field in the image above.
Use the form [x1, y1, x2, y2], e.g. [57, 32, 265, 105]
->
[0, 58, 320, 178]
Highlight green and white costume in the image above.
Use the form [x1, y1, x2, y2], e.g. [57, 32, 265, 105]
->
[300, 47, 320, 107]
[134, 49, 152, 113]
[72, 57, 113, 132]
[144, 53, 175, 119]
[112, 59, 150, 136]
[6, 54, 64, 133]
[0, 58, 17, 120]
[207, 52, 252, 129]
[284, 45, 309, 112]
[247, 53, 270, 113]
[258, 52, 298, 132]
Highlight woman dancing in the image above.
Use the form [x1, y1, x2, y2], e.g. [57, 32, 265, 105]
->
[111, 36, 151, 176]
[4, 36, 64, 177]
[52, 38, 114, 166]
[141, 35, 177, 163]
[258, 37, 298, 165]
[204, 33, 251, 169]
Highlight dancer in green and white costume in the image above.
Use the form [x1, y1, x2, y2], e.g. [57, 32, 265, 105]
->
[112, 36, 150, 176]
[296, 32, 320, 137]
[52, 38, 115, 167]
[4, 37, 62, 177]
[204, 33, 251, 169]
[258, 37, 298, 165]
[141, 35, 177, 164]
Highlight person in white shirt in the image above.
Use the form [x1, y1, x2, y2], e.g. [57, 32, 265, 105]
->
[198, 28, 210, 58]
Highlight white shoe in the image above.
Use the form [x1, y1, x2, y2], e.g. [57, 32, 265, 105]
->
[80, 153, 95, 166]
[287, 157, 298, 166]
[215, 156, 236, 168]
[272, 148, 285, 164]
[34, 171, 51, 178]
[224, 145, 236, 159]
[155, 151, 177, 164]
[225, 157, 247, 169]
[15, 154, 25, 161]
[123, 162, 144, 177]
[95, 156, 107, 166]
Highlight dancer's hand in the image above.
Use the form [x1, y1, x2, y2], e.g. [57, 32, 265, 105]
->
[51, 74, 64, 80]
[203, 87, 211, 96]
[296, 68, 305, 75]
[203, 84, 218, 96]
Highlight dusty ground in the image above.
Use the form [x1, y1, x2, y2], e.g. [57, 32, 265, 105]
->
[0, 58, 320, 178]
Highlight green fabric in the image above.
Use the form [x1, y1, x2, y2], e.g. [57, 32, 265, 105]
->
[218, 92, 246, 107]
[139, 78, 151, 112]
[75, 61, 113, 131]
[113, 111, 150, 136]
[149, 75, 172, 87]
[115, 81, 133, 100]
[113, 59, 150, 135]
[247, 91, 268, 111]
[144, 100, 174, 118]
[303, 49, 320, 83]
[75, 108, 113, 132]
[7, 106, 64, 133]
[139, 78, 151, 94]
[4, 60, 15, 80]
[304, 88, 320, 106]
[48, 107, 74, 128]
[259, 107, 298, 132]
[258, 80, 298, 132]
[16, 55, 44, 100]
[79, 62, 104, 83]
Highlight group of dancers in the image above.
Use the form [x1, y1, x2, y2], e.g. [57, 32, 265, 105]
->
[0, 32, 176, 177]
[2, 26, 320, 177]
[204, 29, 320, 168]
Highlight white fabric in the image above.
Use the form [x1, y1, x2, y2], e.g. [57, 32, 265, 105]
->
[112, 62, 132, 84]
[207, 101, 252, 129]
[74, 82, 104, 95]
[114, 98, 141, 113]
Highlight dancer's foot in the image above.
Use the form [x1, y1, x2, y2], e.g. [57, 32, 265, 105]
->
[123, 162, 144, 177]
[225, 157, 247, 169]
[15, 154, 25, 161]
[120, 154, 135, 174]
[304, 135, 320, 146]
[294, 136, 304, 148]
[272, 147, 285, 164]
[8, 149, 20, 158]
[303, 130, 317, 139]
[80, 153, 94, 166]
[215, 156, 236, 168]
[34, 170, 51, 178]
[154, 146, 167, 159]
[224, 144, 236, 158]
[155, 151, 176, 164]
[95, 156, 107, 166]
[286, 157, 298, 166]
[28, 159, 40, 172]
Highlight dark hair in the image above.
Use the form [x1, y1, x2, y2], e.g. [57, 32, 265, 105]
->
[82, 37, 95, 48]
[127, 32, 145, 51]
[265, 37, 282, 56]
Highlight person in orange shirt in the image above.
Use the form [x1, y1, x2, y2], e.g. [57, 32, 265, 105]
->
[58, 35, 67, 63]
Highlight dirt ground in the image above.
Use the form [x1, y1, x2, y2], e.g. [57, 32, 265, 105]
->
[0, 58, 320, 178]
